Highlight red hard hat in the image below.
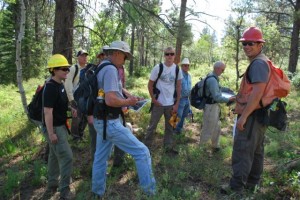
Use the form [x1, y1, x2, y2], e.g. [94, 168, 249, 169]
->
[239, 27, 265, 43]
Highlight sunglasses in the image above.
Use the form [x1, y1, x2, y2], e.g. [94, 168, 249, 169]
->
[165, 53, 175, 56]
[242, 42, 257, 46]
[56, 67, 70, 72]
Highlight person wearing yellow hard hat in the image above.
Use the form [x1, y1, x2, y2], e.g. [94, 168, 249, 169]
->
[42, 54, 75, 199]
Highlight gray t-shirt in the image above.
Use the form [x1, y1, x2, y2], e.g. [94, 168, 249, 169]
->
[248, 59, 269, 83]
[97, 61, 124, 99]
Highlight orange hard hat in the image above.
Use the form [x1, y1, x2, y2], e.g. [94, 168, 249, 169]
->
[239, 27, 265, 43]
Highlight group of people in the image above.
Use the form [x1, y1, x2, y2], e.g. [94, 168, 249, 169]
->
[41, 26, 273, 199]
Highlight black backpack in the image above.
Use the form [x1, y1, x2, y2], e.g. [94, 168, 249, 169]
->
[268, 99, 288, 131]
[190, 75, 216, 110]
[256, 98, 288, 131]
[27, 81, 52, 124]
[73, 62, 111, 115]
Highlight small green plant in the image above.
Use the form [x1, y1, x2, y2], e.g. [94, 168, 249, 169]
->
[31, 161, 47, 186]
[291, 72, 300, 89]
[2, 168, 22, 198]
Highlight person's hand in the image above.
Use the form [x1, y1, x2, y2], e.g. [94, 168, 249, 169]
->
[172, 104, 179, 114]
[49, 133, 58, 144]
[236, 115, 247, 131]
[70, 100, 77, 109]
[87, 115, 94, 124]
[137, 96, 144, 101]
[71, 107, 77, 118]
[229, 96, 236, 102]
[127, 96, 138, 106]
[152, 98, 162, 106]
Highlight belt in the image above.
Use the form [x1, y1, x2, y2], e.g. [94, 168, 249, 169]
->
[181, 96, 189, 99]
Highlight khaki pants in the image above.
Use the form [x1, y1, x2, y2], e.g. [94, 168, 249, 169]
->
[144, 105, 174, 147]
[43, 125, 73, 192]
[200, 104, 221, 148]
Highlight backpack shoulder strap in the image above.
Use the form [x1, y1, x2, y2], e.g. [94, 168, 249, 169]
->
[175, 65, 179, 85]
[173, 65, 180, 98]
[153, 63, 163, 88]
[95, 62, 114, 75]
[72, 64, 78, 83]
[157, 63, 164, 82]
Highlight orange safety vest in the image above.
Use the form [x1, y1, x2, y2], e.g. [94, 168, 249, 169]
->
[235, 53, 290, 115]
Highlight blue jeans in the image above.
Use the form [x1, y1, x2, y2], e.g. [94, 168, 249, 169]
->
[92, 118, 156, 196]
[176, 98, 190, 133]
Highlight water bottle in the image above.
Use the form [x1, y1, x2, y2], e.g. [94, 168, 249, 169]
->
[95, 89, 105, 115]
[97, 89, 105, 103]
[269, 98, 279, 111]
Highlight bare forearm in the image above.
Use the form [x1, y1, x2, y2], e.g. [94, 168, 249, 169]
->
[148, 80, 155, 100]
[105, 92, 135, 107]
[44, 109, 54, 136]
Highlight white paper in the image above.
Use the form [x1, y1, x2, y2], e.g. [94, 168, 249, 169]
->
[128, 99, 149, 112]
[222, 92, 235, 98]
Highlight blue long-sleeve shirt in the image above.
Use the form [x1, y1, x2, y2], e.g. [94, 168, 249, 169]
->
[181, 71, 192, 98]
[205, 72, 229, 103]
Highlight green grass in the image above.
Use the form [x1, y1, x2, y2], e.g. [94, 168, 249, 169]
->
[0, 66, 299, 199]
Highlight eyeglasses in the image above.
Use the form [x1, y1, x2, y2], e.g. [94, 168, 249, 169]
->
[56, 67, 70, 72]
[242, 42, 257, 46]
[165, 53, 175, 56]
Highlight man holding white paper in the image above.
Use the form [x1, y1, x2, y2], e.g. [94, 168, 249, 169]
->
[200, 61, 235, 152]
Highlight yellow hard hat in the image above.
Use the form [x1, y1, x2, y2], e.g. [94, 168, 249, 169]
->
[47, 54, 70, 68]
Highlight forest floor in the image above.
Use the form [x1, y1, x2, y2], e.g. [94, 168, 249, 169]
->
[2, 108, 299, 200]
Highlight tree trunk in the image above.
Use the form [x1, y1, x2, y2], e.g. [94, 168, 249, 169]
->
[235, 26, 241, 90]
[53, 0, 75, 64]
[288, 0, 300, 74]
[139, 25, 145, 66]
[145, 39, 149, 67]
[174, 0, 187, 64]
[129, 26, 135, 76]
[34, 0, 39, 41]
[15, 0, 28, 114]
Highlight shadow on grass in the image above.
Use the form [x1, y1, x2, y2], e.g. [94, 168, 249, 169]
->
[0, 120, 48, 199]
